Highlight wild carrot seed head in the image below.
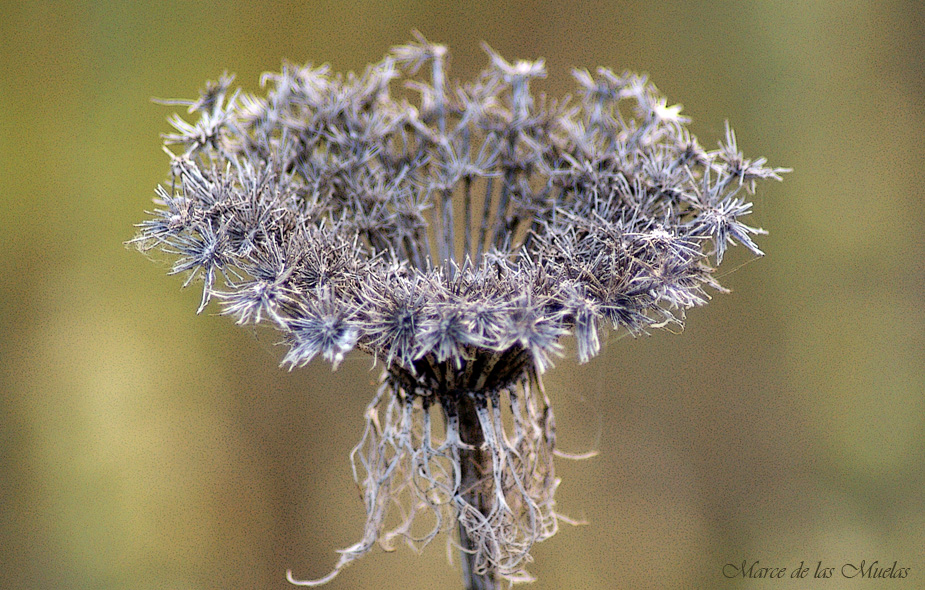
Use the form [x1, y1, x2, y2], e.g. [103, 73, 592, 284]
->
[133, 33, 787, 585]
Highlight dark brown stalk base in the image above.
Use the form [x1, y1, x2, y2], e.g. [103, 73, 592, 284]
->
[454, 390, 499, 590]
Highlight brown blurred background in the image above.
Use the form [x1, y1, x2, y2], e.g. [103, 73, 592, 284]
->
[2, 1, 923, 589]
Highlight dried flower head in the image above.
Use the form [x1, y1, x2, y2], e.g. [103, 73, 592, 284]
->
[132, 33, 787, 588]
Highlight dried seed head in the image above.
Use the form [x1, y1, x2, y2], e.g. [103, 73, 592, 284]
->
[132, 35, 787, 586]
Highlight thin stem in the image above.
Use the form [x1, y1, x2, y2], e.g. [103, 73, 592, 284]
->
[454, 391, 498, 590]
[463, 176, 472, 262]
[442, 185, 454, 267]
[490, 133, 518, 250]
[476, 176, 494, 263]
[432, 50, 447, 137]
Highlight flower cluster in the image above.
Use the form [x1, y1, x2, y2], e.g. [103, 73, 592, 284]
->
[133, 33, 786, 587]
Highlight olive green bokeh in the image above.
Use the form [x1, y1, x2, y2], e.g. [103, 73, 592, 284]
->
[2, 1, 922, 588]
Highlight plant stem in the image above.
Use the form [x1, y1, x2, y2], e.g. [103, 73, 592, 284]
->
[454, 391, 498, 590]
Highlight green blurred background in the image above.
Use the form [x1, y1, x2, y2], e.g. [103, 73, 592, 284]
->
[2, 1, 923, 588]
